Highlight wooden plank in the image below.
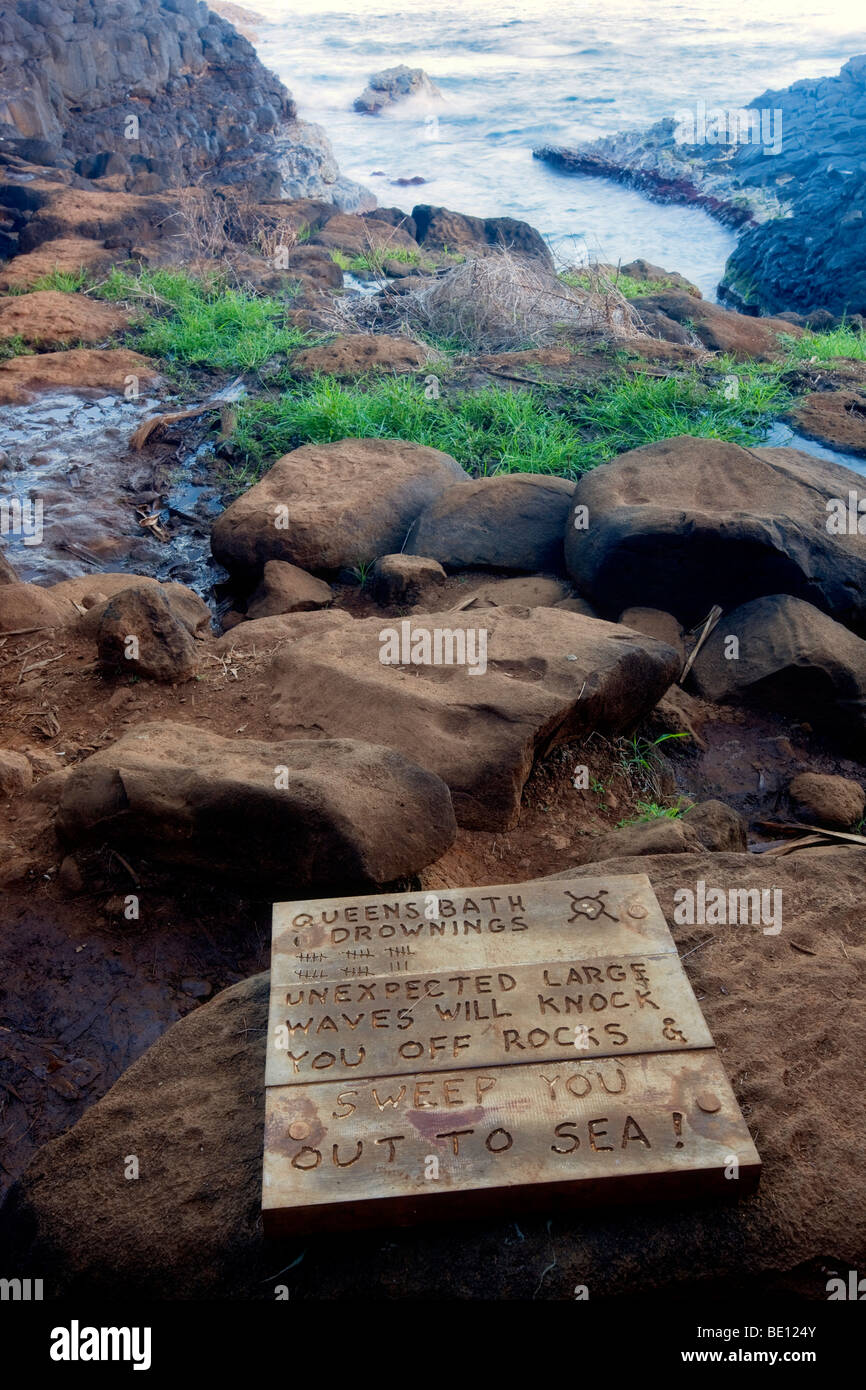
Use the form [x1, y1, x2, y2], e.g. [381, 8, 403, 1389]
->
[265, 952, 714, 1087]
[263, 1049, 760, 1235]
[271, 874, 677, 985]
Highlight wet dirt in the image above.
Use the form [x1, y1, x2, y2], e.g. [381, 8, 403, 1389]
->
[0, 388, 228, 600]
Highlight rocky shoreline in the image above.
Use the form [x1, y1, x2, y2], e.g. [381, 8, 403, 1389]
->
[535, 54, 866, 317]
[0, 0, 865, 1306]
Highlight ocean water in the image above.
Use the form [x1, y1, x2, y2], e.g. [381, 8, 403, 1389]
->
[250, 0, 864, 299]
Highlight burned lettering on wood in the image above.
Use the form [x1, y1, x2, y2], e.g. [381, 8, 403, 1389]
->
[263, 874, 760, 1234]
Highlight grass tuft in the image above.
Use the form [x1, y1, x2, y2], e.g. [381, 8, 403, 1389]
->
[93, 267, 307, 371]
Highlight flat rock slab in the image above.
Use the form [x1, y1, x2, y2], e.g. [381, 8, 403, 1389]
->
[0, 291, 130, 347]
[787, 390, 866, 457]
[0, 348, 159, 404]
[211, 437, 469, 576]
[268, 606, 680, 829]
[56, 721, 457, 895]
[262, 872, 757, 1232]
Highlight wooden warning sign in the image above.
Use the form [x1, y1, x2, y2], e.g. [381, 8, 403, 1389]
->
[262, 874, 760, 1235]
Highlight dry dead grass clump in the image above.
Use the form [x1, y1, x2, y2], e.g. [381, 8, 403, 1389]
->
[170, 186, 303, 269]
[400, 249, 643, 351]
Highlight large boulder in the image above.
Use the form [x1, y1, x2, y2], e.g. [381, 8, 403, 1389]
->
[408, 474, 574, 572]
[4, 848, 865, 1299]
[268, 606, 680, 829]
[0, 582, 72, 633]
[688, 594, 866, 754]
[0, 348, 159, 404]
[565, 437, 866, 634]
[56, 722, 456, 894]
[211, 438, 469, 576]
[412, 205, 554, 269]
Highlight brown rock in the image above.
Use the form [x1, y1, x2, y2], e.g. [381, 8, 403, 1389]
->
[409, 474, 574, 573]
[632, 289, 801, 360]
[412, 204, 554, 268]
[0, 582, 72, 633]
[312, 213, 419, 256]
[0, 238, 118, 292]
[291, 334, 430, 376]
[211, 437, 469, 576]
[0, 749, 33, 797]
[0, 292, 130, 348]
[56, 722, 456, 894]
[787, 391, 866, 457]
[456, 576, 572, 609]
[213, 609, 352, 655]
[17, 186, 174, 254]
[268, 606, 680, 829]
[620, 259, 701, 296]
[0, 348, 159, 404]
[246, 560, 334, 618]
[689, 594, 866, 754]
[65, 576, 211, 641]
[568, 800, 746, 865]
[565, 437, 866, 633]
[620, 607, 686, 662]
[788, 772, 865, 829]
[371, 554, 447, 607]
[96, 586, 201, 683]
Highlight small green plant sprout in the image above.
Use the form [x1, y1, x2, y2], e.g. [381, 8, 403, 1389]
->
[589, 775, 607, 803]
[617, 731, 690, 801]
[616, 799, 687, 829]
[350, 558, 375, 588]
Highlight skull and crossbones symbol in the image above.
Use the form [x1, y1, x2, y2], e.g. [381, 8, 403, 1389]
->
[565, 888, 619, 923]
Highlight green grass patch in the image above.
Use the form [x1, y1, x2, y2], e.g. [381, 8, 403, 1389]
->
[779, 324, 866, 362]
[93, 266, 307, 371]
[230, 361, 791, 483]
[558, 270, 680, 299]
[0, 333, 32, 360]
[27, 268, 91, 293]
[616, 800, 686, 828]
